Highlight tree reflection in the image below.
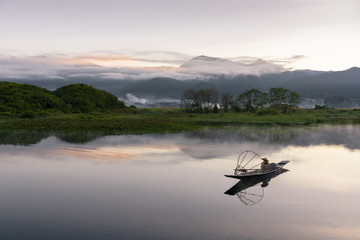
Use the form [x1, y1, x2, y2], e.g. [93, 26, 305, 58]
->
[224, 169, 289, 206]
[0, 130, 50, 146]
[1, 125, 360, 151]
[186, 126, 302, 143]
[54, 132, 109, 144]
[0, 130, 110, 146]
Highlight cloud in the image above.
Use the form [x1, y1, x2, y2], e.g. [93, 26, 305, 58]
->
[0, 54, 68, 79]
[126, 51, 192, 66]
[0, 52, 206, 81]
[122, 93, 148, 105]
[179, 55, 287, 76]
[67, 51, 192, 68]
[120, 93, 181, 107]
[0, 51, 292, 82]
[230, 55, 307, 71]
[269, 55, 308, 69]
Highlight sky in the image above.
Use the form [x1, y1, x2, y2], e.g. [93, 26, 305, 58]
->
[0, 0, 359, 72]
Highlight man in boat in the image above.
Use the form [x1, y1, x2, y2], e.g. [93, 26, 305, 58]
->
[261, 157, 269, 169]
[261, 157, 277, 171]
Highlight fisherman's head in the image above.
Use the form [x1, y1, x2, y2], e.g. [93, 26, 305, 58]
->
[261, 157, 269, 162]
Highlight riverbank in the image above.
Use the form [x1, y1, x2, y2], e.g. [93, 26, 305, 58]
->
[1, 108, 360, 134]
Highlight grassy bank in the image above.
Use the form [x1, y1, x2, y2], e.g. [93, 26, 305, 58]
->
[1, 108, 360, 134]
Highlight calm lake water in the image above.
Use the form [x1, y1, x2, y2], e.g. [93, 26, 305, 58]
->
[1, 125, 360, 240]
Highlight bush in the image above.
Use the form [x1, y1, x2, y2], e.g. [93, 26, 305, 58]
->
[20, 110, 37, 119]
[255, 108, 280, 116]
[213, 104, 219, 113]
[0, 82, 67, 114]
[0, 112, 14, 118]
[76, 114, 95, 120]
[54, 83, 125, 113]
[314, 104, 328, 109]
[37, 110, 52, 118]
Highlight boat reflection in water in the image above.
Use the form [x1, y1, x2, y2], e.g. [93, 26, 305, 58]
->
[224, 169, 289, 206]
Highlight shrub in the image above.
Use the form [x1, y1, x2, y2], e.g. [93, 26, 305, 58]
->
[54, 83, 125, 113]
[255, 108, 280, 116]
[314, 104, 328, 109]
[37, 110, 52, 118]
[213, 104, 219, 113]
[20, 110, 37, 119]
[0, 112, 14, 118]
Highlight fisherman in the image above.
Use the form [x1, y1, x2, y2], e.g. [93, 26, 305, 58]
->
[261, 157, 269, 170]
[261, 157, 277, 171]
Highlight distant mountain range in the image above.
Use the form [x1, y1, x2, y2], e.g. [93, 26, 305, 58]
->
[1, 55, 360, 107]
[113, 66, 360, 100]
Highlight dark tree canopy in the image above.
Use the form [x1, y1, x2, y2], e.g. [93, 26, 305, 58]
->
[0, 82, 67, 114]
[181, 87, 300, 113]
[221, 92, 234, 113]
[0, 82, 126, 116]
[236, 89, 267, 112]
[181, 89, 199, 111]
[54, 84, 125, 113]
[199, 89, 219, 113]
[268, 87, 300, 113]
[181, 88, 219, 113]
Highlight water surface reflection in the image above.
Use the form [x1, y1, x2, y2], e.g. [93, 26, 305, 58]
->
[0, 125, 359, 240]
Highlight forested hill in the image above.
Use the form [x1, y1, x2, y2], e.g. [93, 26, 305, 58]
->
[0, 82, 125, 116]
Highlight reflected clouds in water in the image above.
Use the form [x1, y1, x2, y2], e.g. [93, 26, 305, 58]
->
[2, 125, 360, 164]
[1, 126, 360, 240]
[273, 145, 360, 193]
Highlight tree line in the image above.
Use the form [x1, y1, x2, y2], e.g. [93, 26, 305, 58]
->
[181, 88, 300, 113]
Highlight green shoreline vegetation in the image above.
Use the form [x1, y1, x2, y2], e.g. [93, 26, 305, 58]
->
[1, 82, 360, 134]
[2, 108, 360, 134]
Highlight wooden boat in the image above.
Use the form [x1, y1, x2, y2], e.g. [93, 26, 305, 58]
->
[224, 168, 289, 206]
[225, 168, 289, 194]
[225, 151, 290, 180]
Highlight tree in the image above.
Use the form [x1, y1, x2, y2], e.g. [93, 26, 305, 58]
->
[268, 87, 300, 113]
[0, 82, 68, 114]
[213, 104, 219, 113]
[199, 88, 219, 113]
[181, 89, 201, 112]
[236, 89, 267, 112]
[221, 92, 233, 112]
[54, 84, 125, 113]
[181, 88, 219, 113]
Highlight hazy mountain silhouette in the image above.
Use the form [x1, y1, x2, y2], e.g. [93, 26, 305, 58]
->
[116, 70, 329, 98]
[281, 67, 360, 98]
[118, 67, 360, 101]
